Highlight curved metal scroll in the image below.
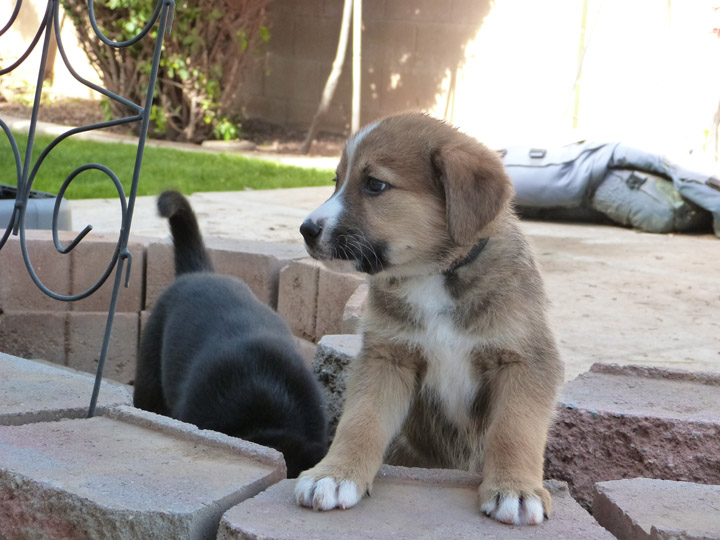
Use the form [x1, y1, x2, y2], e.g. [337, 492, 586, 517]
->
[0, 0, 175, 416]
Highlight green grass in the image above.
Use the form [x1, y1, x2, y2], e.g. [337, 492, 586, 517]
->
[0, 132, 335, 199]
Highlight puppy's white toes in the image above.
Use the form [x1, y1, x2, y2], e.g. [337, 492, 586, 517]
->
[480, 496, 498, 516]
[482, 493, 545, 526]
[518, 496, 545, 525]
[294, 476, 316, 508]
[295, 476, 362, 511]
[312, 477, 340, 511]
[336, 480, 362, 509]
[494, 495, 521, 524]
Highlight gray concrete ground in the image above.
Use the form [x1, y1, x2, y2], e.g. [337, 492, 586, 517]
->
[10, 115, 720, 381]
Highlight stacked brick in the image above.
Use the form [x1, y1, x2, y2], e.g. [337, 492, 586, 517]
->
[0, 232, 362, 385]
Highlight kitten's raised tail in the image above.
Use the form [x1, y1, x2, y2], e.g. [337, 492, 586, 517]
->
[157, 190, 214, 276]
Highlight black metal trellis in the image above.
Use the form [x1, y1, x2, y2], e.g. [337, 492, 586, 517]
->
[0, 0, 175, 416]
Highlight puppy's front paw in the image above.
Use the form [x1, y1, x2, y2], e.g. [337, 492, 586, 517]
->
[295, 475, 363, 511]
[478, 484, 550, 526]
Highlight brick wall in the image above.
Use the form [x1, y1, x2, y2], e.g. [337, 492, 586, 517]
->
[236, 0, 493, 133]
[0, 231, 364, 385]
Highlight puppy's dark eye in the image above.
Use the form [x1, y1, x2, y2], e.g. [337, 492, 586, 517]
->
[364, 176, 388, 195]
[331, 176, 338, 183]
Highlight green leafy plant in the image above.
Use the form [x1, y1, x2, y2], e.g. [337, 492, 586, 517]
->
[61, 0, 271, 143]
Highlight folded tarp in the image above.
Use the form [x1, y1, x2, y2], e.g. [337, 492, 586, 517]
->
[502, 142, 720, 237]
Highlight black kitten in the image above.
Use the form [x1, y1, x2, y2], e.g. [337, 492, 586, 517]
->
[133, 190, 328, 478]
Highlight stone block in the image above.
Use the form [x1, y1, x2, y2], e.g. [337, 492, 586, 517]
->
[0, 310, 66, 366]
[0, 352, 131, 425]
[450, 0, 494, 24]
[206, 238, 306, 309]
[265, 55, 298, 100]
[385, 0, 454, 22]
[293, 16, 344, 62]
[144, 240, 174, 311]
[292, 59, 325, 103]
[66, 312, 139, 385]
[237, 94, 288, 127]
[146, 238, 306, 310]
[315, 268, 364, 339]
[0, 231, 72, 312]
[365, 19, 416, 52]
[265, 56, 323, 103]
[286, 99, 349, 133]
[545, 363, 720, 509]
[593, 478, 720, 540]
[342, 282, 368, 334]
[68, 233, 147, 313]
[0, 406, 285, 540]
[294, 336, 317, 369]
[361, 0, 388, 21]
[415, 22, 477, 62]
[273, 0, 322, 17]
[312, 334, 362, 435]
[278, 260, 321, 342]
[266, 8, 295, 55]
[218, 467, 615, 539]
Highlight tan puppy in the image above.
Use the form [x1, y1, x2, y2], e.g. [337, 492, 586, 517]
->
[296, 113, 563, 525]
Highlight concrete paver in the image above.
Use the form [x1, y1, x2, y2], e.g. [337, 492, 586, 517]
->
[0, 352, 131, 425]
[218, 466, 615, 540]
[145, 237, 307, 310]
[593, 478, 720, 540]
[312, 334, 362, 435]
[65, 312, 139, 384]
[545, 363, 720, 508]
[68, 233, 148, 313]
[0, 232, 72, 312]
[277, 260, 321, 342]
[0, 405, 285, 540]
[315, 268, 364, 339]
[0, 311, 67, 367]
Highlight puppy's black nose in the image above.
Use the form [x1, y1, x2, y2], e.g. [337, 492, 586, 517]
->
[300, 219, 322, 245]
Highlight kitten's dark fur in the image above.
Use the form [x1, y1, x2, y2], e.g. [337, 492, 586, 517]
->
[133, 190, 328, 478]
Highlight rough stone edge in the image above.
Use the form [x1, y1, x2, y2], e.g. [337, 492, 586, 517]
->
[0, 469, 196, 540]
[312, 334, 362, 436]
[104, 406, 287, 477]
[592, 481, 652, 540]
[0, 405, 288, 540]
[0, 354, 133, 426]
[589, 362, 720, 387]
[592, 479, 720, 540]
[1, 405, 114, 427]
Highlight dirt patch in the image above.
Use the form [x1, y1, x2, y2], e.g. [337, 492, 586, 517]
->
[240, 117, 346, 157]
[0, 98, 121, 133]
[0, 99, 345, 157]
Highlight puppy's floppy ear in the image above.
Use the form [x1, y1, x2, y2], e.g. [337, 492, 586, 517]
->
[433, 140, 514, 246]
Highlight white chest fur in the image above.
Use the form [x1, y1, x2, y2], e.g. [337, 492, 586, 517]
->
[397, 275, 480, 427]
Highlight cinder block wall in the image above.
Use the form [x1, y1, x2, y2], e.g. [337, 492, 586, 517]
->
[236, 0, 491, 132]
[0, 231, 364, 385]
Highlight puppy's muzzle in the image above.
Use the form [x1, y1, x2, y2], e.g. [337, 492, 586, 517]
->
[300, 218, 323, 248]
